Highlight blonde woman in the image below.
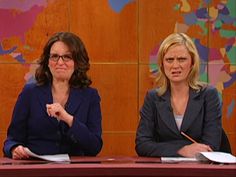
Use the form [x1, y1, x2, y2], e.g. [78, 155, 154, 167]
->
[135, 33, 226, 157]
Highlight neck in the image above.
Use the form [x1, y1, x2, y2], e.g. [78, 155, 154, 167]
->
[51, 81, 70, 107]
[52, 80, 70, 94]
[170, 82, 189, 98]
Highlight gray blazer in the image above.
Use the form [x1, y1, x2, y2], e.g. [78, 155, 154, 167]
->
[135, 85, 222, 157]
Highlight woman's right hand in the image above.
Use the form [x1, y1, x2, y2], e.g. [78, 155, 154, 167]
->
[11, 145, 30, 160]
[178, 143, 213, 157]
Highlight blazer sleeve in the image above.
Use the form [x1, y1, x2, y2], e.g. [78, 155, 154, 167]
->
[3, 85, 31, 157]
[200, 86, 222, 150]
[135, 91, 189, 157]
[67, 89, 103, 156]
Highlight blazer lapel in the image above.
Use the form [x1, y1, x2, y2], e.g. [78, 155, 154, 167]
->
[37, 85, 84, 126]
[65, 87, 84, 115]
[181, 89, 203, 132]
[36, 83, 59, 125]
[155, 89, 180, 135]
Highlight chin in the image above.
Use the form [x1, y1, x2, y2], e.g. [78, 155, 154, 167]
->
[170, 80, 187, 84]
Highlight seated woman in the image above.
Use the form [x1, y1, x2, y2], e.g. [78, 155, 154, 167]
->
[135, 33, 222, 157]
[3, 32, 103, 159]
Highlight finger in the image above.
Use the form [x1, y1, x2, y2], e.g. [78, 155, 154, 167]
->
[46, 104, 51, 108]
[46, 105, 53, 116]
[207, 146, 213, 152]
[13, 151, 22, 159]
[16, 147, 30, 159]
[47, 109, 51, 117]
[22, 148, 30, 158]
[13, 154, 20, 160]
[15, 149, 25, 159]
[47, 108, 54, 117]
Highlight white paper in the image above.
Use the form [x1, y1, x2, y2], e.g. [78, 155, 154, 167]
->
[25, 148, 70, 162]
[196, 152, 236, 164]
[161, 157, 198, 162]
[162, 152, 236, 164]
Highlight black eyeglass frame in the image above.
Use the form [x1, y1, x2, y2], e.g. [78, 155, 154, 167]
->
[49, 53, 73, 62]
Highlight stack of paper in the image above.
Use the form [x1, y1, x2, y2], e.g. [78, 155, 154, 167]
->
[195, 152, 236, 163]
[161, 157, 197, 162]
[161, 152, 236, 163]
[24, 148, 70, 162]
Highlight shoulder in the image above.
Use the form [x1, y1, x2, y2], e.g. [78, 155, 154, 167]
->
[194, 85, 220, 102]
[21, 82, 39, 94]
[22, 82, 49, 93]
[79, 87, 99, 95]
[147, 88, 159, 97]
[199, 85, 219, 96]
[22, 82, 37, 89]
[73, 87, 101, 101]
[145, 88, 162, 102]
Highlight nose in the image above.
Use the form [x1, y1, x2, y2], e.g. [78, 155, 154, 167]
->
[172, 59, 180, 67]
[57, 57, 64, 64]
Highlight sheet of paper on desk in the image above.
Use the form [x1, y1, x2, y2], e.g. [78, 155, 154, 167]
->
[25, 148, 70, 162]
[196, 152, 236, 164]
[161, 152, 236, 163]
[161, 157, 198, 162]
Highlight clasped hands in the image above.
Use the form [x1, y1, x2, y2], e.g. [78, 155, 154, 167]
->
[46, 103, 66, 120]
[46, 103, 73, 127]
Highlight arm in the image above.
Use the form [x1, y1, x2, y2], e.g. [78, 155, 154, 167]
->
[201, 86, 222, 150]
[67, 89, 103, 156]
[135, 91, 190, 157]
[3, 85, 31, 158]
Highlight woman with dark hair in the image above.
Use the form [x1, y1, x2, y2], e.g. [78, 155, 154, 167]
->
[135, 33, 223, 157]
[4, 32, 103, 159]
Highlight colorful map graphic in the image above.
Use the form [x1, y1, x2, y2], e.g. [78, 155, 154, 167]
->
[149, 0, 236, 118]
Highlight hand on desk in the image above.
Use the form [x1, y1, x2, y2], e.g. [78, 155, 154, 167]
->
[178, 143, 212, 157]
[11, 145, 30, 160]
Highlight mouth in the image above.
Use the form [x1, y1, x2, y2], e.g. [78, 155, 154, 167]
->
[56, 68, 66, 70]
[171, 71, 181, 75]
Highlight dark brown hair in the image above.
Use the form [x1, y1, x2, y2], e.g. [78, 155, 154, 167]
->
[35, 32, 91, 88]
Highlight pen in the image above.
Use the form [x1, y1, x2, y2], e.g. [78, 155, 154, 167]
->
[181, 131, 197, 143]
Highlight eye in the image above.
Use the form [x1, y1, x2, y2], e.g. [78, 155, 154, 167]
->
[63, 54, 72, 60]
[62, 54, 73, 61]
[49, 54, 59, 61]
[165, 57, 174, 63]
[177, 57, 187, 62]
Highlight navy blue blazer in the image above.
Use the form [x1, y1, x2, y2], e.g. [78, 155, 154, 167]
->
[135, 86, 222, 157]
[4, 83, 103, 157]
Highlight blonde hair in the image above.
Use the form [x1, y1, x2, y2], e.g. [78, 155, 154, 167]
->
[155, 33, 204, 95]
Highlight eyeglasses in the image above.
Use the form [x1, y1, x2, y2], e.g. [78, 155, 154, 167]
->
[49, 53, 73, 62]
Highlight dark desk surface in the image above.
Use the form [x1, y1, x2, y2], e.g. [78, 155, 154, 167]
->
[0, 156, 235, 177]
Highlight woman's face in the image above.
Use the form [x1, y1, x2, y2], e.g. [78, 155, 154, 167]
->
[163, 44, 192, 85]
[48, 41, 75, 82]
